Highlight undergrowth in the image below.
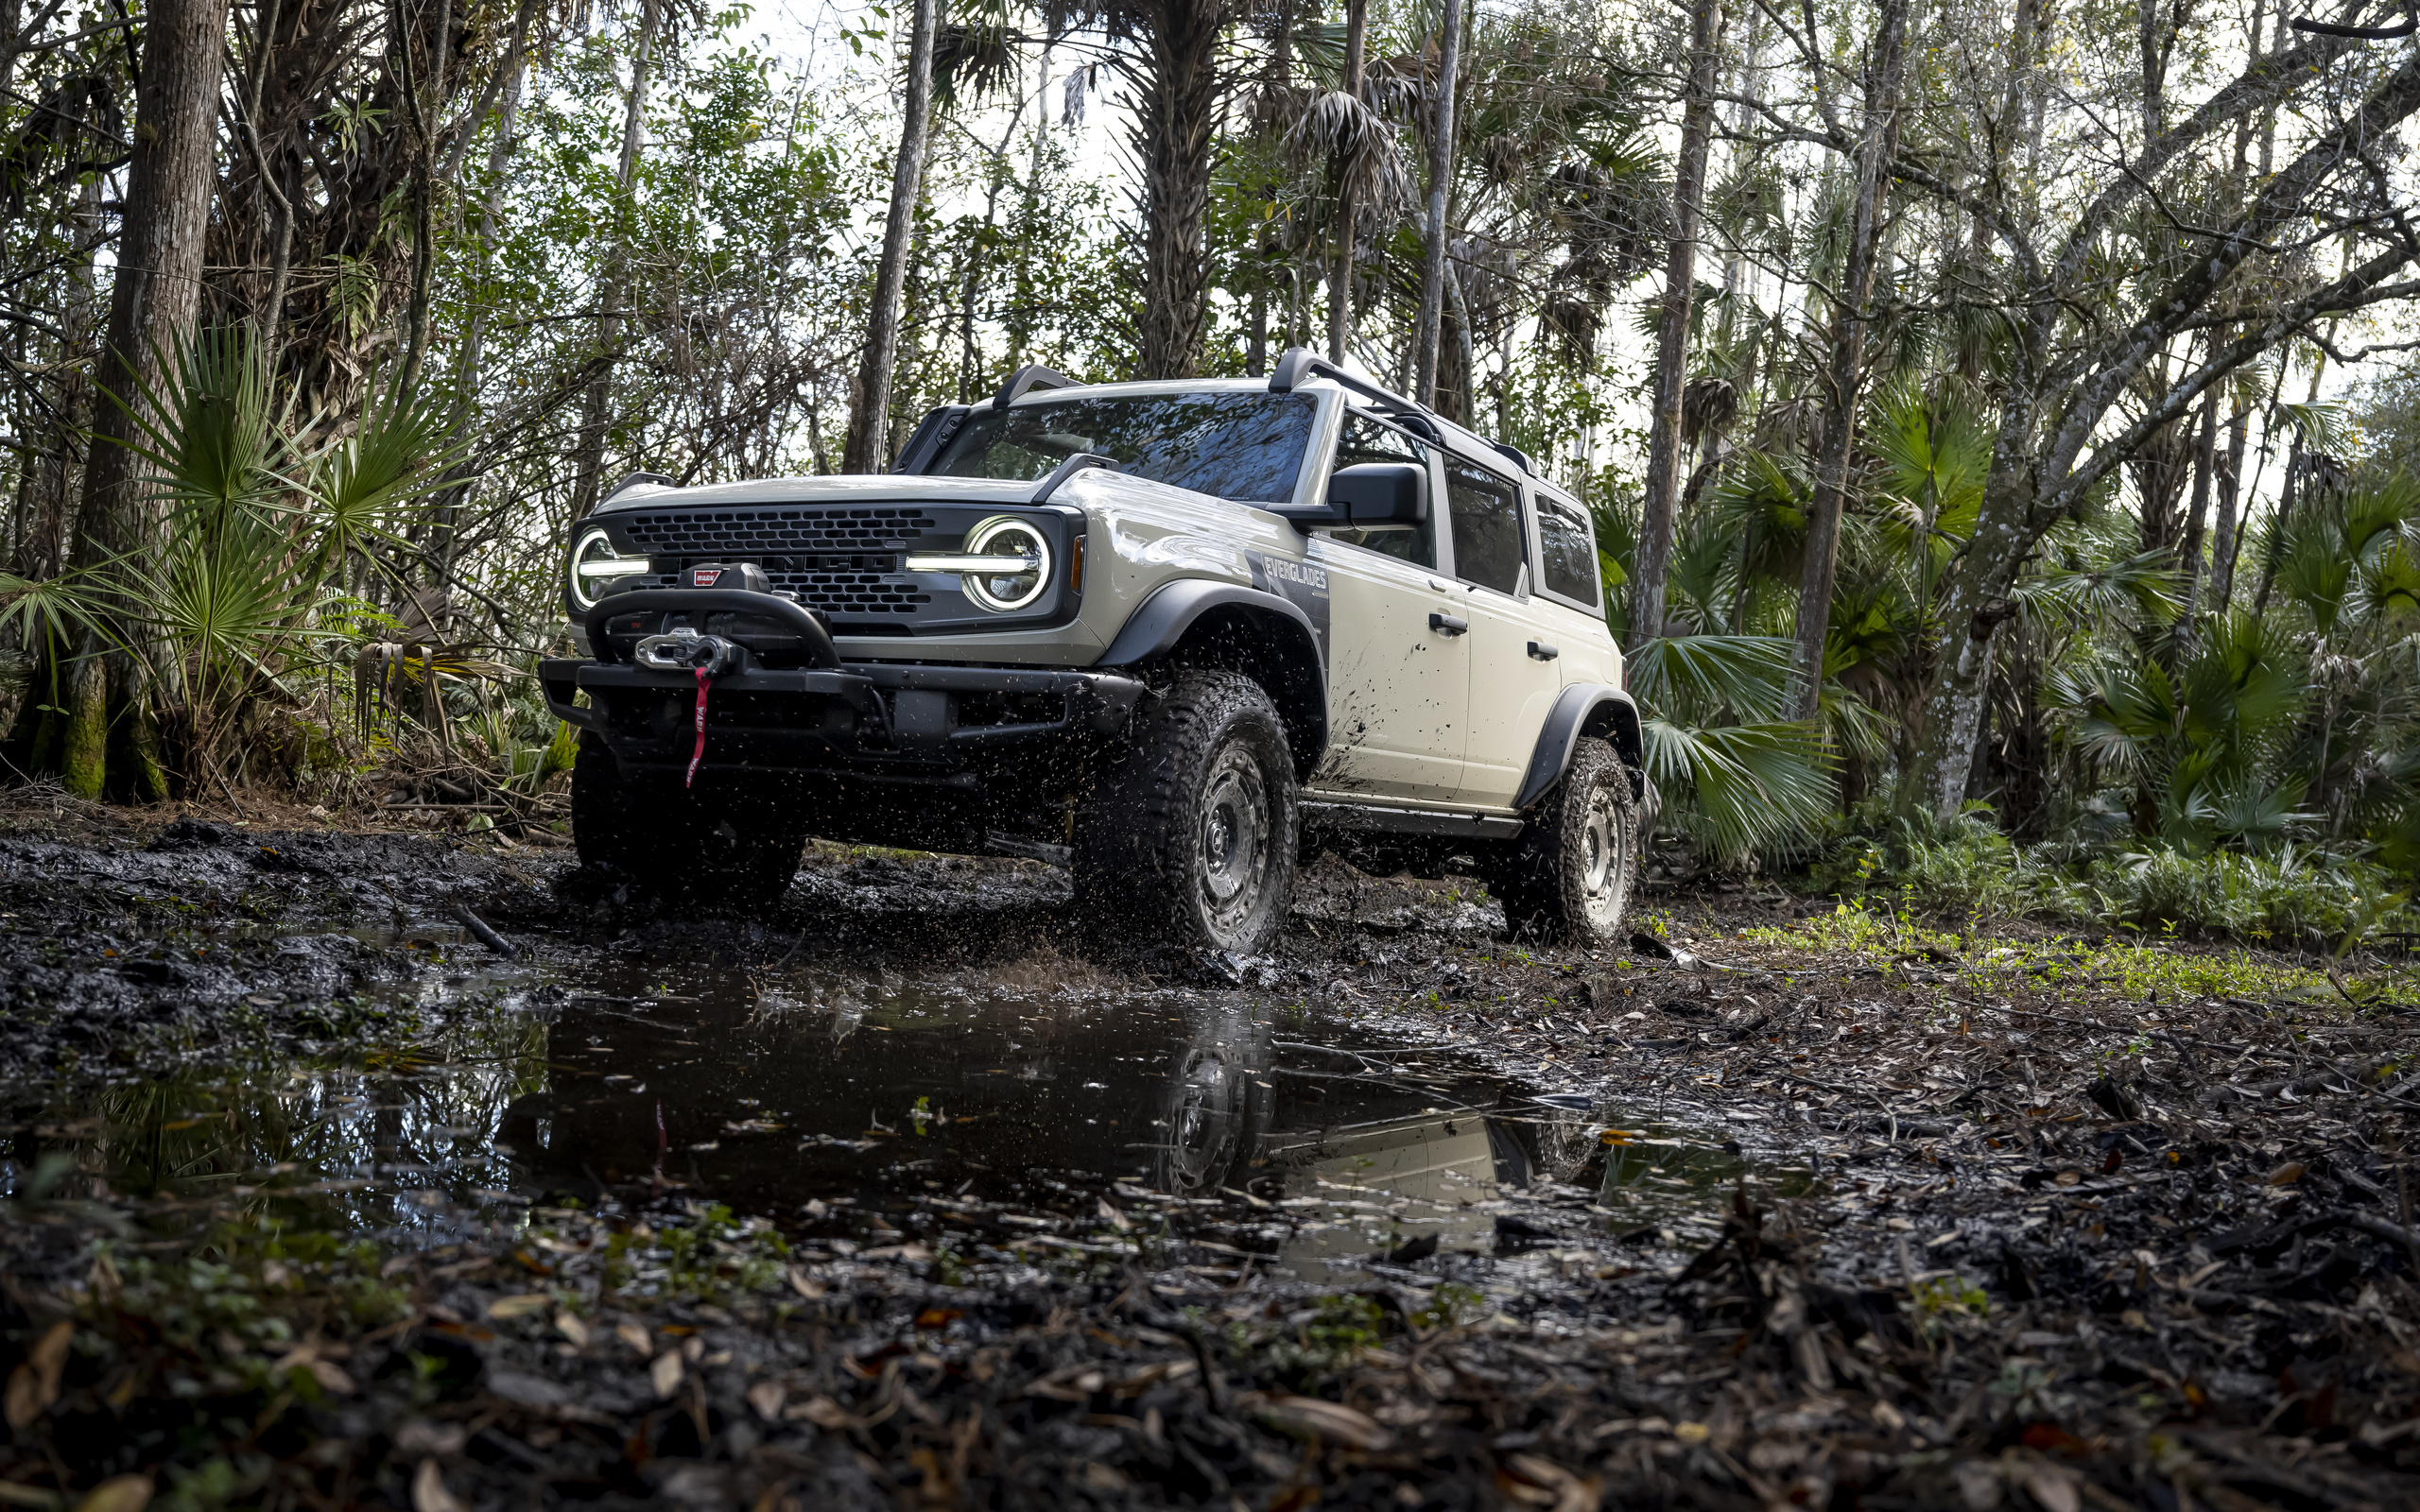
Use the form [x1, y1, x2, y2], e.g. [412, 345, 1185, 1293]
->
[1798, 802, 2418, 949]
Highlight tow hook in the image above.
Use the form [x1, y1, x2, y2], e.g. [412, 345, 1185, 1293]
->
[634, 626, 738, 675]
[632, 627, 737, 787]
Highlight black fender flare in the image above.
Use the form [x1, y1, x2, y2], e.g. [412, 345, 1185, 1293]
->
[1099, 579, 1329, 775]
[1514, 684, 1646, 811]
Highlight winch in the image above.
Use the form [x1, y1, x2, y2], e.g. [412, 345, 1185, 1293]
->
[626, 562, 772, 784]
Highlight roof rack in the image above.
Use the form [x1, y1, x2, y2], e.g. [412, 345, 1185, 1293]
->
[993, 364, 1080, 409]
[1265, 346, 1534, 475]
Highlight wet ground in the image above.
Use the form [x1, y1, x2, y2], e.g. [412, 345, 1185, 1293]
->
[2, 803, 2418, 1510]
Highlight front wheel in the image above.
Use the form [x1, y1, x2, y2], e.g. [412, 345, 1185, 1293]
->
[1491, 736, 1638, 947]
[571, 731, 806, 906]
[1072, 671, 1299, 954]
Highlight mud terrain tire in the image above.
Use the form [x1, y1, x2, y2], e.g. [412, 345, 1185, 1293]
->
[571, 731, 806, 905]
[1492, 736, 1638, 946]
[1073, 671, 1298, 955]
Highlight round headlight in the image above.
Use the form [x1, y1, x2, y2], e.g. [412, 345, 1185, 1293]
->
[959, 516, 1052, 612]
[568, 527, 649, 610]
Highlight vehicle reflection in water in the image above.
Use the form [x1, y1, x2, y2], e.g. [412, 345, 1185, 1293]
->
[9, 939, 1789, 1268]
[506, 960, 1540, 1237]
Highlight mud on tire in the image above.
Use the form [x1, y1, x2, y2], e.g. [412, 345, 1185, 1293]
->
[1492, 736, 1639, 947]
[1072, 671, 1299, 954]
[571, 731, 806, 905]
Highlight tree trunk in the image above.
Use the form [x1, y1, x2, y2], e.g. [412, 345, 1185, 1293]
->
[844, 0, 937, 464]
[572, 0, 666, 510]
[1789, 0, 1907, 720]
[1896, 333, 2048, 823]
[2177, 388, 2217, 630]
[1411, 0, 1463, 404]
[59, 0, 233, 799]
[1133, 0, 1224, 380]
[1443, 258, 1476, 425]
[1632, 0, 1724, 644]
[393, 0, 454, 402]
[1325, 0, 1368, 367]
[19, 173, 103, 582]
[431, 2, 534, 591]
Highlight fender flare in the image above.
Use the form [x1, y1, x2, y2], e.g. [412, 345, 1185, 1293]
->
[1514, 684, 1646, 812]
[1099, 579, 1329, 773]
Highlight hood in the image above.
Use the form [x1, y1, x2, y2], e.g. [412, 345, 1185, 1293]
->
[596, 473, 1043, 514]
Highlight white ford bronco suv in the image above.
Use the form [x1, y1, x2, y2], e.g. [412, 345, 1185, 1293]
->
[540, 350, 1649, 954]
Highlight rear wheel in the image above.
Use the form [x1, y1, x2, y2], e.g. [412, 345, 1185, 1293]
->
[1491, 736, 1637, 947]
[571, 731, 806, 905]
[1072, 671, 1299, 954]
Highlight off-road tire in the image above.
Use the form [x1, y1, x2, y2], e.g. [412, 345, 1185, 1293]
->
[1072, 671, 1299, 955]
[1492, 736, 1638, 947]
[571, 731, 806, 905]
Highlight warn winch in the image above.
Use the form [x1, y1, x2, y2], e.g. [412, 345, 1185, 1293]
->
[625, 563, 773, 784]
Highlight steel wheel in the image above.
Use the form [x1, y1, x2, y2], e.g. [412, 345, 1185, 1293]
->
[1196, 741, 1273, 944]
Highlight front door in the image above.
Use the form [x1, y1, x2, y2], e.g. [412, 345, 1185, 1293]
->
[1304, 414, 1469, 804]
[1442, 456, 1564, 808]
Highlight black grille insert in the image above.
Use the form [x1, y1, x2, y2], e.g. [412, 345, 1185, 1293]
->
[615, 507, 939, 620]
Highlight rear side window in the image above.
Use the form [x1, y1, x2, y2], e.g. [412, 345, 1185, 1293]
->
[1535, 490, 1599, 610]
[1444, 457, 1526, 594]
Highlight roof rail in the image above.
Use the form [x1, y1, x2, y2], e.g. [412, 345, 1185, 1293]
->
[1268, 347, 1423, 414]
[993, 364, 1080, 409]
[602, 472, 675, 504]
[1268, 346, 1539, 477]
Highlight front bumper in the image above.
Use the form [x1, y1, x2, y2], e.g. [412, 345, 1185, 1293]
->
[538, 657, 1149, 780]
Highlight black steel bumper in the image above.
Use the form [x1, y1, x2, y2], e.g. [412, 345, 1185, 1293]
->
[538, 657, 1149, 778]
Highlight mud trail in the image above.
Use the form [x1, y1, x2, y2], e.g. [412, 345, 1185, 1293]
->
[2, 806, 2418, 1511]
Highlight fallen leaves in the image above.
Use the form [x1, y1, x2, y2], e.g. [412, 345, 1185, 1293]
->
[267, 1341, 354, 1396]
[71, 1476, 151, 1512]
[1500, 1454, 1599, 1512]
[484, 1294, 549, 1320]
[3, 1323, 72, 1431]
[409, 1459, 466, 1512]
[1236, 1393, 1393, 1451]
[745, 1380, 785, 1421]
[649, 1350, 684, 1398]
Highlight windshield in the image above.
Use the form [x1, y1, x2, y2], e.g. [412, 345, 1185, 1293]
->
[929, 391, 1315, 505]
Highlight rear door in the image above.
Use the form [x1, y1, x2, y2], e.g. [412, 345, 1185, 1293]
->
[1529, 484, 1619, 691]
[1443, 455, 1564, 808]
[1304, 414, 1470, 804]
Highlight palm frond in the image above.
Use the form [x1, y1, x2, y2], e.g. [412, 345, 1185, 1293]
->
[1625, 633, 1797, 724]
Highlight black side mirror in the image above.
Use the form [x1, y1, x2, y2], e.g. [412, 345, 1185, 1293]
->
[1269, 461, 1430, 532]
[1328, 462, 1428, 526]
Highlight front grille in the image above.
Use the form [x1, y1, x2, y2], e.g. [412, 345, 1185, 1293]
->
[615, 507, 938, 621]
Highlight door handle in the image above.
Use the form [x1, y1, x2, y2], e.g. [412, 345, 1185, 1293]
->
[1428, 612, 1469, 636]
[1527, 641, 1559, 662]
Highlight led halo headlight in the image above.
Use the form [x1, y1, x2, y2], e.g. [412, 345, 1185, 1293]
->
[568, 526, 650, 610]
[954, 515, 1052, 612]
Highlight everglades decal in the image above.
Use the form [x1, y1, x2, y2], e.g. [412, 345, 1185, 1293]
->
[1246, 549, 1331, 665]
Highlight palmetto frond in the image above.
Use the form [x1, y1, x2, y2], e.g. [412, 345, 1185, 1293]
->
[1640, 715, 1833, 865]
[1625, 633, 1798, 725]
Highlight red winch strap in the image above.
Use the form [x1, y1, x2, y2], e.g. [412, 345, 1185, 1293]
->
[686, 666, 711, 787]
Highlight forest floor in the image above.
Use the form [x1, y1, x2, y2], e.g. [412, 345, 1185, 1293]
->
[1, 787, 2417, 1511]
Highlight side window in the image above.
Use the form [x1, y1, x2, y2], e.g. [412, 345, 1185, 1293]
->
[1322, 412, 1435, 569]
[1444, 457, 1526, 594]
[1535, 490, 1599, 610]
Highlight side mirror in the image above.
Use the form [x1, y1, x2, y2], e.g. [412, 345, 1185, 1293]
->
[1328, 462, 1428, 527]
[1268, 461, 1431, 533]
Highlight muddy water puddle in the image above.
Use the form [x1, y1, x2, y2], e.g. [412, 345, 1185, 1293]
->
[5, 928, 1812, 1279]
